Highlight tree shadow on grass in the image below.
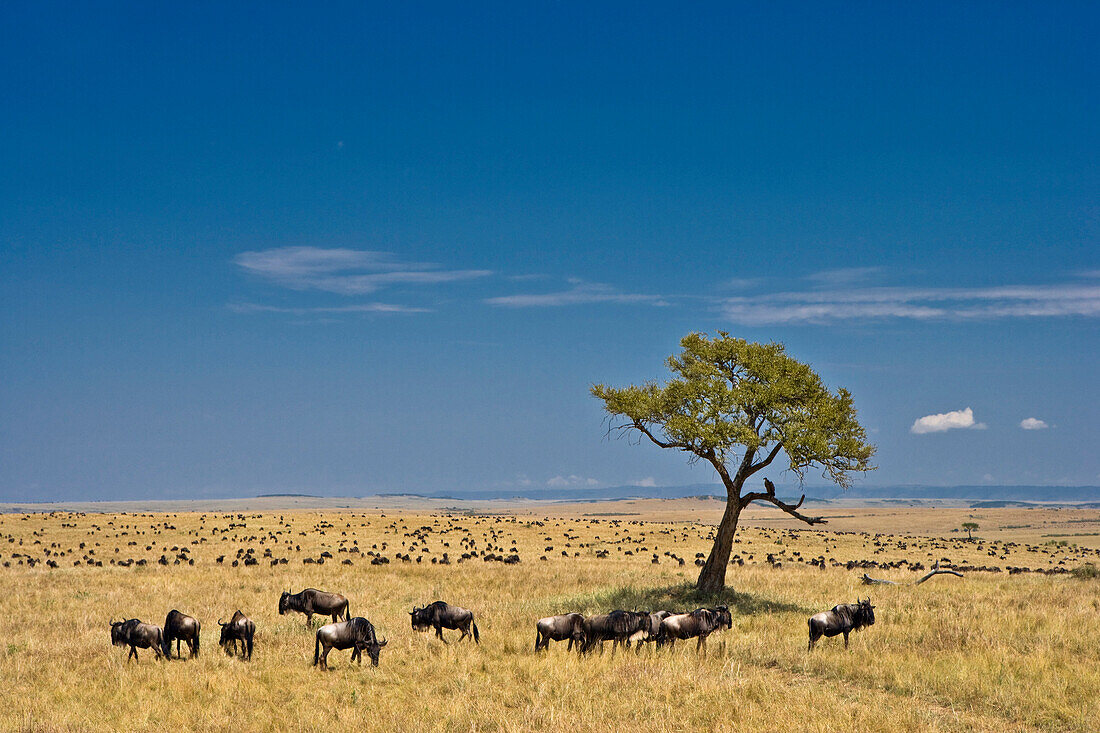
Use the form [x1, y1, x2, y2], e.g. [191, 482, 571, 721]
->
[563, 582, 813, 616]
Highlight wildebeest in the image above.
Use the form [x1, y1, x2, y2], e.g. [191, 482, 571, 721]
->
[110, 618, 164, 662]
[808, 598, 875, 651]
[410, 601, 480, 643]
[313, 617, 387, 669]
[657, 606, 732, 655]
[629, 610, 675, 651]
[218, 610, 255, 660]
[278, 588, 350, 627]
[162, 609, 200, 659]
[580, 610, 649, 653]
[534, 613, 585, 652]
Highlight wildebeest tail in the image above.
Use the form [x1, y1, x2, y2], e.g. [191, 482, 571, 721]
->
[313, 632, 321, 666]
[472, 622, 480, 643]
[534, 628, 542, 651]
[343, 600, 350, 621]
[194, 622, 200, 655]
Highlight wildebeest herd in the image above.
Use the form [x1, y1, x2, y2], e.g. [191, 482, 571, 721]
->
[111, 588, 872, 666]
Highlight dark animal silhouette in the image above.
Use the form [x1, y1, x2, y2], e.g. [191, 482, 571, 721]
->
[110, 618, 164, 662]
[410, 601, 479, 643]
[278, 589, 350, 627]
[162, 609, 200, 659]
[580, 610, 649, 653]
[218, 610, 256, 660]
[534, 613, 585, 652]
[314, 617, 387, 669]
[808, 598, 875, 651]
[657, 606, 731, 655]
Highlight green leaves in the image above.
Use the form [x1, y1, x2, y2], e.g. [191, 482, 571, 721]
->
[592, 331, 876, 491]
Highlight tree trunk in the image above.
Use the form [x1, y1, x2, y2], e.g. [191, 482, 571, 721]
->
[696, 497, 742, 593]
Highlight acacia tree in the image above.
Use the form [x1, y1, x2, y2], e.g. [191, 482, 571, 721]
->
[592, 332, 876, 593]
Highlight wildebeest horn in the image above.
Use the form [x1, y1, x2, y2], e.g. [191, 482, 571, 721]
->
[379, 637, 388, 646]
[218, 618, 225, 626]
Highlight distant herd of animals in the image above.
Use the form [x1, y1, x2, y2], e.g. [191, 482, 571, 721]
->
[109, 587, 876, 666]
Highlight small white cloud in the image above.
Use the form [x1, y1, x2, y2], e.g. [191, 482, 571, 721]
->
[633, 477, 657, 488]
[546, 475, 599, 488]
[982, 473, 995, 482]
[1020, 418, 1049, 430]
[911, 407, 987, 434]
[486, 279, 668, 308]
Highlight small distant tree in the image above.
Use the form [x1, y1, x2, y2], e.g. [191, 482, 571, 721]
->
[592, 332, 875, 593]
[962, 522, 979, 540]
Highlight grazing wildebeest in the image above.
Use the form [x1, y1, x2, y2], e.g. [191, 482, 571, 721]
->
[278, 588, 350, 627]
[110, 618, 164, 662]
[808, 598, 875, 651]
[313, 617, 387, 669]
[657, 606, 732, 655]
[580, 610, 649, 654]
[410, 601, 480, 643]
[162, 609, 200, 659]
[534, 613, 585, 652]
[218, 610, 256, 660]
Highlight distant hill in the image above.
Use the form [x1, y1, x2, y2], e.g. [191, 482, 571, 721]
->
[373, 483, 1100, 504]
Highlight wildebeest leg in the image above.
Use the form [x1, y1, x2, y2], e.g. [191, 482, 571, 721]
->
[436, 625, 448, 644]
[697, 635, 707, 658]
[176, 639, 182, 659]
[843, 631, 850, 649]
[352, 647, 361, 665]
[304, 612, 313, 628]
[320, 646, 330, 670]
[246, 636, 253, 661]
[128, 646, 137, 662]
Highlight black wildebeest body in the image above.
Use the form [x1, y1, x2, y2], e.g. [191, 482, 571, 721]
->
[410, 601, 479, 643]
[278, 588, 350, 627]
[162, 609, 200, 659]
[313, 617, 387, 669]
[218, 610, 255, 660]
[808, 598, 875, 651]
[657, 606, 732, 655]
[534, 613, 585, 652]
[110, 619, 164, 662]
[580, 610, 649, 654]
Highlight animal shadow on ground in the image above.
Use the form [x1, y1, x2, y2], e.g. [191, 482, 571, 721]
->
[565, 583, 813, 616]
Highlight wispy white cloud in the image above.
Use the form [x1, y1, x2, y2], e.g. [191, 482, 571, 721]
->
[1020, 417, 1050, 430]
[911, 407, 987, 434]
[720, 283, 1100, 325]
[486, 279, 669, 308]
[633, 477, 657, 488]
[546, 474, 600, 487]
[804, 267, 885, 287]
[234, 246, 492, 295]
[229, 302, 430, 315]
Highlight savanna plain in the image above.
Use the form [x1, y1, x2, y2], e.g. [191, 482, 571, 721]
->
[2, 498, 1099, 732]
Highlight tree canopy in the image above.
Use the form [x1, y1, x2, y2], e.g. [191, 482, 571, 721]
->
[592, 332, 876, 591]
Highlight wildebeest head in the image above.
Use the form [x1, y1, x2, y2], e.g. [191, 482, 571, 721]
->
[409, 606, 432, 632]
[857, 598, 875, 627]
[712, 605, 733, 630]
[278, 591, 291, 615]
[109, 619, 132, 646]
[361, 636, 388, 666]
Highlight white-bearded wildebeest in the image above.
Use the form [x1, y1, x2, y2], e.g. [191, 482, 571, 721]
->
[410, 601, 480, 644]
[580, 610, 649, 654]
[808, 598, 875, 651]
[657, 606, 732, 656]
[218, 610, 255, 660]
[313, 617, 388, 669]
[534, 613, 585, 652]
[110, 618, 164, 662]
[278, 588, 350, 628]
[162, 609, 200, 659]
[628, 610, 675, 652]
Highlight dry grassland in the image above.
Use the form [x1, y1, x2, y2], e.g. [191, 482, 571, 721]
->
[2, 500, 1098, 732]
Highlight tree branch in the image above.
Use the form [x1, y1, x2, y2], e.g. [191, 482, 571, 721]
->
[749, 442, 784, 474]
[739, 479, 826, 525]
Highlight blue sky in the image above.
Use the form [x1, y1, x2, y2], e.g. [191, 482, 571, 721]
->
[1, 2, 1097, 500]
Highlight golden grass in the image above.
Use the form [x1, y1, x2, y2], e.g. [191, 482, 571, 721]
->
[2, 504, 1098, 732]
